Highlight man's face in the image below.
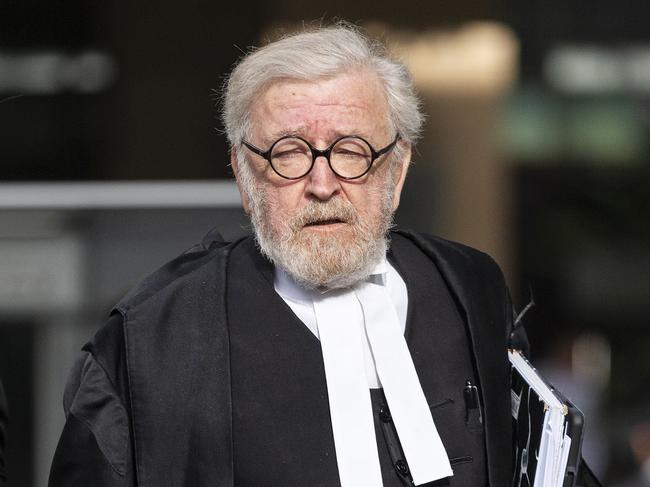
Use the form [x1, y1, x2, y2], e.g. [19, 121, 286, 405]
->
[233, 69, 410, 289]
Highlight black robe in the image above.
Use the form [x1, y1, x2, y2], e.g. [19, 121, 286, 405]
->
[49, 229, 517, 487]
[0, 381, 7, 487]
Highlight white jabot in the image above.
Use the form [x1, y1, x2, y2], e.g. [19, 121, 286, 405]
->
[274, 260, 407, 388]
[274, 260, 453, 486]
[313, 289, 384, 487]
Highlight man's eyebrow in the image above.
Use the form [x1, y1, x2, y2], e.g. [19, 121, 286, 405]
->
[262, 128, 372, 145]
[263, 128, 306, 144]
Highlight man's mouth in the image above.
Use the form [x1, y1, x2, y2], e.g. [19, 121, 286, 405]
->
[305, 218, 346, 227]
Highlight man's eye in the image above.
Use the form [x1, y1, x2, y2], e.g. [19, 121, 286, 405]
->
[334, 148, 369, 159]
[274, 148, 307, 159]
[338, 149, 364, 156]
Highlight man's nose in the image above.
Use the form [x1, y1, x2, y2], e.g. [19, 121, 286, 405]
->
[305, 155, 341, 201]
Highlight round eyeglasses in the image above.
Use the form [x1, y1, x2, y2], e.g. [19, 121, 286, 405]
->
[240, 134, 399, 180]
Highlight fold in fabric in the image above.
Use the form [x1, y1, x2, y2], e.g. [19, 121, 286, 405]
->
[65, 352, 130, 475]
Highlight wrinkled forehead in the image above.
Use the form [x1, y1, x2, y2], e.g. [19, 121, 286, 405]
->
[247, 70, 393, 144]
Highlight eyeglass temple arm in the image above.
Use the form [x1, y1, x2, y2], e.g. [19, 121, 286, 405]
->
[374, 136, 399, 158]
[241, 140, 270, 159]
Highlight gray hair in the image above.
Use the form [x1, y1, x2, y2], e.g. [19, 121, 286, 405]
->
[221, 23, 424, 151]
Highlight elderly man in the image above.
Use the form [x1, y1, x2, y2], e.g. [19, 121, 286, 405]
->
[49, 25, 517, 487]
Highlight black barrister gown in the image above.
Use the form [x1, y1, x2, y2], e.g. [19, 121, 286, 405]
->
[48, 229, 518, 487]
[0, 381, 7, 487]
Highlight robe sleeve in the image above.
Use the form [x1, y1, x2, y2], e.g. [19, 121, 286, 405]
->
[49, 316, 136, 487]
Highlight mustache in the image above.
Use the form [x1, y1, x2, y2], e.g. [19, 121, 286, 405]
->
[289, 199, 360, 231]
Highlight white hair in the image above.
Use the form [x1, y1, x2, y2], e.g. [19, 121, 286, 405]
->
[221, 23, 424, 151]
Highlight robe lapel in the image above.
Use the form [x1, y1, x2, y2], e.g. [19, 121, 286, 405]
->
[394, 229, 512, 487]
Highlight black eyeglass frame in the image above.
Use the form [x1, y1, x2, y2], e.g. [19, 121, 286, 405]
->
[240, 134, 400, 180]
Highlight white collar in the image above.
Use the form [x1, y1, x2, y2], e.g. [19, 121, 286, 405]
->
[274, 266, 313, 305]
[275, 258, 388, 300]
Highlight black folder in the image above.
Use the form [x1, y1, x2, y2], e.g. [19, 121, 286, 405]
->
[510, 350, 585, 487]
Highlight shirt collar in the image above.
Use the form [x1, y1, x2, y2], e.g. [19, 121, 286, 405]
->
[274, 257, 389, 303]
[274, 266, 312, 305]
[367, 259, 388, 286]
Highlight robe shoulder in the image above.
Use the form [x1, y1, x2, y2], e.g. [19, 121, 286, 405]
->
[393, 229, 506, 288]
[114, 228, 240, 314]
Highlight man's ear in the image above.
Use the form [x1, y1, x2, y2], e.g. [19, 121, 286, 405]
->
[391, 143, 412, 211]
[230, 149, 251, 214]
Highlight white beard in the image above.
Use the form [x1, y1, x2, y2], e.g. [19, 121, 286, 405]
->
[240, 160, 397, 290]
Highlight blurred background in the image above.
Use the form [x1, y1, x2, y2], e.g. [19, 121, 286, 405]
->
[0, 1, 648, 485]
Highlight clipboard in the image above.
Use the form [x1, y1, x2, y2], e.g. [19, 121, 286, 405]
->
[509, 349, 585, 487]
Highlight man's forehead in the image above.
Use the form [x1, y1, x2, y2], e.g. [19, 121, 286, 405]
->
[250, 72, 391, 144]
[260, 72, 382, 106]
[261, 126, 371, 144]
